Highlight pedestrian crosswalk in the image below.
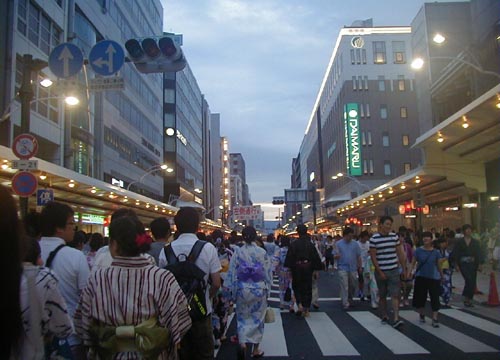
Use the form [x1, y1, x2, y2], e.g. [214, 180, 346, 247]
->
[219, 306, 500, 358]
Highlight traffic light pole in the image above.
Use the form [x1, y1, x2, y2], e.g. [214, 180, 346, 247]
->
[18, 54, 47, 219]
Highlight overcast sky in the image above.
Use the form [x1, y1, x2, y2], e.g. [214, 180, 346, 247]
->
[160, 0, 452, 219]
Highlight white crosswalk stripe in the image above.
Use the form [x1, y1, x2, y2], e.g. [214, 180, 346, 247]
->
[439, 308, 500, 336]
[221, 307, 499, 357]
[305, 312, 360, 356]
[349, 311, 429, 355]
[399, 310, 498, 353]
[260, 308, 289, 356]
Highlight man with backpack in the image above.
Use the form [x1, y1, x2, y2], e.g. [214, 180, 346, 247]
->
[159, 207, 221, 360]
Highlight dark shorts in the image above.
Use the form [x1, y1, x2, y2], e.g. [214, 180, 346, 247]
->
[375, 268, 401, 298]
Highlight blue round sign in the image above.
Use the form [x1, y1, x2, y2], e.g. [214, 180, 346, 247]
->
[89, 40, 125, 76]
[49, 43, 84, 78]
[12, 171, 38, 197]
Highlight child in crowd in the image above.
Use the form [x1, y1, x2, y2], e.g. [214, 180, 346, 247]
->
[438, 238, 452, 307]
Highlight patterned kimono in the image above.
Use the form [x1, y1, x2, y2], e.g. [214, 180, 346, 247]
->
[226, 243, 272, 345]
[74, 256, 192, 360]
[273, 246, 293, 309]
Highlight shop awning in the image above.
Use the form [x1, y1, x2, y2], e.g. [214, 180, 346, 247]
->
[0, 145, 178, 224]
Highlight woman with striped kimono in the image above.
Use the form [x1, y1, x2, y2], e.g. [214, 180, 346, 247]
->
[74, 215, 191, 359]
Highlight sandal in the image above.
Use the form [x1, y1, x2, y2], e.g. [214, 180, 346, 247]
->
[251, 351, 265, 358]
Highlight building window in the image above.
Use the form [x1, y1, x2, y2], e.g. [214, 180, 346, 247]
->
[364, 76, 368, 90]
[382, 133, 390, 147]
[373, 41, 386, 64]
[358, 76, 363, 90]
[367, 131, 372, 145]
[362, 49, 367, 64]
[402, 135, 410, 146]
[360, 103, 365, 118]
[378, 76, 385, 91]
[380, 105, 388, 119]
[397, 75, 405, 91]
[363, 160, 368, 174]
[404, 163, 411, 173]
[18, 0, 62, 55]
[362, 132, 366, 146]
[352, 76, 357, 90]
[400, 106, 408, 118]
[384, 161, 392, 176]
[369, 159, 374, 174]
[366, 103, 371, 117]
[356, 49, 361, 64]
[350, 49, 355, 64]
[392, 41, 406, 64]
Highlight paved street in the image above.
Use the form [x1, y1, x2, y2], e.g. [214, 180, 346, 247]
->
[216, 269, 500, 359]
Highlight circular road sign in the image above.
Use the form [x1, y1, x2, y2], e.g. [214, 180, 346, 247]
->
[89, 40, 125, 76]
[13, 133, 38, 159]
[12, 171, 38, 197]
[49, 43, 84, 78]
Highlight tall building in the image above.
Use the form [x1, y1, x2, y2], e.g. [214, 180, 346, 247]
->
[411, 0, 500, 229]
[163, 60, 204, 206]
[221, 137, 231, 225]
[230, 152, 251, 205]
[293, 25, 421, 228]
[1, 0, 165, 201]
[205, 112, 222, 221]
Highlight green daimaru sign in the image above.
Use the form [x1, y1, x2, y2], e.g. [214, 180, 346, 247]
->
[344, 103, 362, 176]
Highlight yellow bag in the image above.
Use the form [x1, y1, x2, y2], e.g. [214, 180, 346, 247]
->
[264, 307, 275, 323]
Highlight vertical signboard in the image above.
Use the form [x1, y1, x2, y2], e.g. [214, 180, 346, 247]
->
[344, 103, 362, 176]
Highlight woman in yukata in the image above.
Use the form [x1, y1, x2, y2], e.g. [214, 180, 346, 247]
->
[273, 236, 295, 312]
[74, 215, 192, 359]
[226, 226, 272, 359]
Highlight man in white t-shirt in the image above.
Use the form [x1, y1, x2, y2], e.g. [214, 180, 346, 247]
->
[159, 207, 221, 360]
[39, 201, 89, 360]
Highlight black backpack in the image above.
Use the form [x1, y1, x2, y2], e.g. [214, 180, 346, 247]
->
[164, 240, 209, 321]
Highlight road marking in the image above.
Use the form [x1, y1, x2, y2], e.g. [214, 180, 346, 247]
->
[440, 308, 500, 337]
[305, 312, 359, 356]
[400, 310, 498, 353]
[260, 308, 288, 356]
[349, 312, 429, 354]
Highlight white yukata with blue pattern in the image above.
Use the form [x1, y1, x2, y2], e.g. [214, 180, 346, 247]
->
[226, 243, 272, 345]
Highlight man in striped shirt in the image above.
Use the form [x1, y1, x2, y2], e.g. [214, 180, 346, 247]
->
[369, 216, 407, 328]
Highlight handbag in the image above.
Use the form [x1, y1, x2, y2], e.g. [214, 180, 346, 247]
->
[284, 287, 292, 302]
[264, 307, 275, 323]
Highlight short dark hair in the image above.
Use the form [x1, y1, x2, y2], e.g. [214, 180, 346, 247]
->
[174, 207, 200, 234]
[89, 233, 104, 251]
[359, 230, 370, 238]
[379, 215, 393, 225]
[462, 224, 472, 232]
[343, 227, 354, 236]
[422, 231, 433, 239]
[296, 224, 308, 235]
[150, 217, 171, 239]
[242, 226, 257, 244]
[40, 201, 74, 237]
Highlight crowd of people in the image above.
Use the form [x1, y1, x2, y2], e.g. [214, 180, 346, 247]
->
[5, 180, 497, 359]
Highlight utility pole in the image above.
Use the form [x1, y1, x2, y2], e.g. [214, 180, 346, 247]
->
[18, 54, 47, 218]
[311, 185, 317, 232]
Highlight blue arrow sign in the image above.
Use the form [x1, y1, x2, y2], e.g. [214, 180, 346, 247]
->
[89, 40, 125, 76]
[49, 43, 84, 78]
[37, 189, 54, 206]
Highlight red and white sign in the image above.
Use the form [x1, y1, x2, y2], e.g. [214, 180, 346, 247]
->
[12, 133, 38, 159]
[12, 171, 38, 197]
[232, 205, 262, 221]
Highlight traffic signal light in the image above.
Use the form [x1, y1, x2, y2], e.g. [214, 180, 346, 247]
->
[272, 199, 284, 205]
[124, 34, 186, 73]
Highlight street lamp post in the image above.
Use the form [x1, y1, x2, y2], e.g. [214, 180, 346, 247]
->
[126, 164, 173, 192]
